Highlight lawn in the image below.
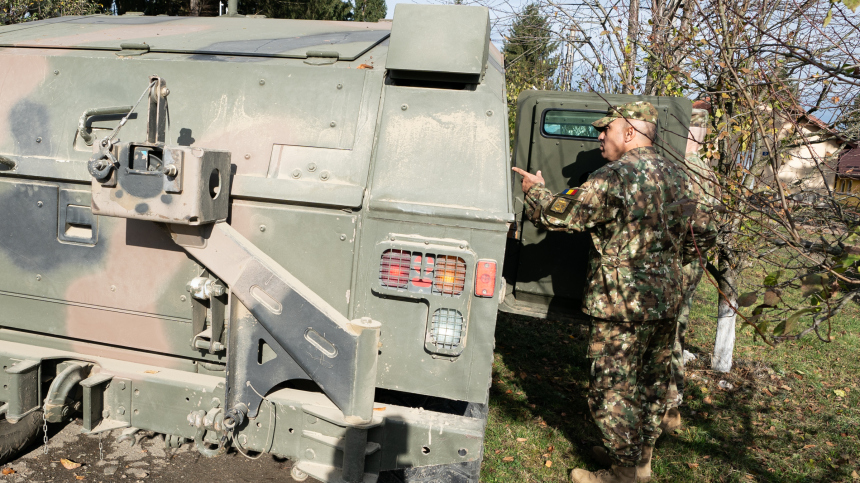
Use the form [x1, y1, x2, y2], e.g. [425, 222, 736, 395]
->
[483, 275, 860, 482]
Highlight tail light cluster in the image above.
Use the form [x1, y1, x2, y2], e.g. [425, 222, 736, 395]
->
[378, 246, 498, 358]
[380, 249, 467, 297]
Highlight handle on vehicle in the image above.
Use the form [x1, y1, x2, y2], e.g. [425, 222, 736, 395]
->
[78, 106, 132, 146]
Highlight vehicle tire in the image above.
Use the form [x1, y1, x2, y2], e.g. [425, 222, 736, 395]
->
[0, 410, 43, 465]
[378, 403, 487, 483]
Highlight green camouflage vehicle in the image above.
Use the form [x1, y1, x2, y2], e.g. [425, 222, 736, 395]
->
[0, 4, 692, 482]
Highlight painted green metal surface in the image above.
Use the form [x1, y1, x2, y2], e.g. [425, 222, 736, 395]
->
[0, 15, 390, 60]
[386, 4, 490, 83]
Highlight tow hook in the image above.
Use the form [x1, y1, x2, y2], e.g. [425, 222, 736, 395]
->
[117, 427, 140, 446]
[187, 407, 228, 457]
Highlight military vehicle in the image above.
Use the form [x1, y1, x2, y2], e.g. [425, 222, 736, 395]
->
[0, 4, 692, 482]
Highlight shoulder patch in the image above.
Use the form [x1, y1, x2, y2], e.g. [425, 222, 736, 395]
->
[550, 197, 570, 214]
[563, 188, 579, 196]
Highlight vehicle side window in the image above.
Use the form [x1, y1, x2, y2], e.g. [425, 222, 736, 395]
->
[541, 110, 603, 139]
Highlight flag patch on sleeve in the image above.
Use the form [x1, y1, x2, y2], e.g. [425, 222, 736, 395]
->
[563, 188, 579, 196]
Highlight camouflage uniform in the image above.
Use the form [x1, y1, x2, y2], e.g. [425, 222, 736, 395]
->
[667, 109, 721, 407]
[523, 101, 716, 467]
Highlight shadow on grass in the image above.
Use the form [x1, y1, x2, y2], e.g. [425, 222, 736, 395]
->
[490, 311, 851, 482]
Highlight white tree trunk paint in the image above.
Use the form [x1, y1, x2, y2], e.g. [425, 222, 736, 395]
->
[712, 296, 737, 372]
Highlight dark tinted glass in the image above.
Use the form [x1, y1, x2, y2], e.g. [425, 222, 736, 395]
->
[542, 110, 603, 139]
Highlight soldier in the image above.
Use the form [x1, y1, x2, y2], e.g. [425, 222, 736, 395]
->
[513, 101, 716, 483]
[662, 104, 720, 432]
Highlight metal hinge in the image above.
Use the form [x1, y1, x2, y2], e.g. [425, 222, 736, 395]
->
[116, 43, 150, 57]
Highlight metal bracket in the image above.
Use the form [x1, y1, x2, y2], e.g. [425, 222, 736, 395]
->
[187, 275, 227, 354]
[3, 359, 40, 423]
[168, 222, 381, 424]
[80, 374, 132, 434]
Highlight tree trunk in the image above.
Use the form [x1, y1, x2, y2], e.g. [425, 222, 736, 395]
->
[622, 0, 639, 94]
[190, 0, 200, 16]
[643, 0, 664, 95]
[712, 247, 737, 372]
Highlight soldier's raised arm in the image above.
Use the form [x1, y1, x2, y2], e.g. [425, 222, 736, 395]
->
[513, 167, 620, 233]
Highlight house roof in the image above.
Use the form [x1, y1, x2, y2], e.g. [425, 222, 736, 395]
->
[797, 113, 858, 148]
[838, 147, 860, 179]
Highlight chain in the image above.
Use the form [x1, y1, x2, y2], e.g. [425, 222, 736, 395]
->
[99, 431, 104, 461]
[42, 409, 48, 455]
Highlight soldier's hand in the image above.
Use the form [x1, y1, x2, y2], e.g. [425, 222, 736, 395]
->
[512, 167, 545, 194]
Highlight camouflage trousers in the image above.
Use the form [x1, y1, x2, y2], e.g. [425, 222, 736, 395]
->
[667, 262, 706, 408]
[587, 317, 675, 467]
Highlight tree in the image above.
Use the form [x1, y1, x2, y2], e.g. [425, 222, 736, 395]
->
[237, 0, 351, 20]
[487, 0, 860, 372]
[351, 0, 385, 22]
[2, 0, 103, 24]
[503, 3, 559, 140]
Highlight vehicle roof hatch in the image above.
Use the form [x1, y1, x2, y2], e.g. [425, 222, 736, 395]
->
[0, 15, 390, 61]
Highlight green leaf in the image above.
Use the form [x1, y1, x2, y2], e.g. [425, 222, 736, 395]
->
[737, 292, 758, 307]
[752, 304, 768, 316]
[784, 308, 819, 334]
[757, 320, 771, 338]
[840, 0, 860, 12]
[824, 8, 833, 26]
[773, 321, 787, 336]
[763, 270, 783, 287]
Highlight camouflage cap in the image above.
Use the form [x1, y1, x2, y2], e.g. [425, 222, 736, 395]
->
[592, 101, 659, 129]
[690, 108, 709, 128]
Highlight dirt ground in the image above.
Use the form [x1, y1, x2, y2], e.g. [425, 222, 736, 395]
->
[1, 419, 299, 482]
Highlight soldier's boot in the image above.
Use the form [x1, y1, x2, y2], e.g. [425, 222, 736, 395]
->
[659, 408, 681, 432]
[592, 446, 653, 482]
[570, 465, 636, 483]
[636, 445, 653, 482]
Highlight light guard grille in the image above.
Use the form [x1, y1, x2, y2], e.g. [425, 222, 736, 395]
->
[429, 308, 465, 351]
[432, 255, 466, 297]
[380, 249, 411, 288]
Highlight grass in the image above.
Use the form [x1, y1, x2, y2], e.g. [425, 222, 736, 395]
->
[483, 275, 860, 482]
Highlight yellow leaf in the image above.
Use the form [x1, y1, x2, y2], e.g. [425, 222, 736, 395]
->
[60, 459, 82, 470]
[143, 370, 159, 374]
[76, 476, 85, 480]
[545, 460, 553, 467]
[516, 437, 527, 442]
[835, 389, 846, 397]
[502, 456, 514, 462]
[1, 468, 15, 475]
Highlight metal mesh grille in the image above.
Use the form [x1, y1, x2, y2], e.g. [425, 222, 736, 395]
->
[380, 249, 411, 288]
[432, 256, 466, 296]
[430, 308, 465, 350]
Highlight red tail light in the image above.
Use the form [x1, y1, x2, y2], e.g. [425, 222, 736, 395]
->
[380, 249, 411, 288]
[474, 260, 496, 297]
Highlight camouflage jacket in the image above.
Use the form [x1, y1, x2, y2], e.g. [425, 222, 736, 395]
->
[524, 146, 713, 322]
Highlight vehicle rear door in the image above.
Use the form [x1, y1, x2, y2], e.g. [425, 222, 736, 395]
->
[501, 91, 692, 319]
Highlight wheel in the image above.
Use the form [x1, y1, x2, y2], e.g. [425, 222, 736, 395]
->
[0, 410, 43, 465]
[378, 403, 487, 483]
